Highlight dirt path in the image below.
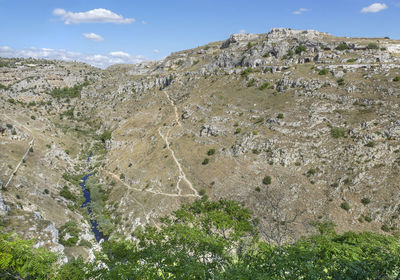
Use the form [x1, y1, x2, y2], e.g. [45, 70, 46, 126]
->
[158, 90, 199, 197]
[104, 169, 198, 198]
[4, 138, 34, 189]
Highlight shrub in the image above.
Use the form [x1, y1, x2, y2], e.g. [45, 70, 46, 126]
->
[258, 81, 270, 90]
[295, 45, 307, 54]
[262, 53, 270, 58]
[347, 58, 357, 63]
[100, 131, 112, 142]
[241, 68, 254, 77]
[277, 113, 284, 119]
[361, 197, 371, 205]
[60, 186, 76, 201]
[366, 141, 376, 148]
[202, 158, 209, 165]
[262, 176, 271, 185]
[335, 43, 349, 51]
[365, 216, 373, 222]
[393, 76, 400, 82]
[367, 43, 379, 50]
[120, 173, 125, 180]
[79, 239, 92, 248]
[235, 128, 241, 134]
[199, 189, 206, 196]
[207, 149, 216, 156]
[30, 115, 36, 120]
[381, 224, 390, 232]
[330, 127, 345, 138]
[252, 149, 260, 155]
[337, 78, 345, 86]
[307, 169, 317, 176]
[49, 82, 88, 99]
[341, 202, 351, 211]
[255, 187, 261, 192]
[318, 69, 329, 75]
[247, 78, 255, 87]
[59, 221, 80, 246]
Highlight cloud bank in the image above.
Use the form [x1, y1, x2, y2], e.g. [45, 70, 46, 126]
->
[361, 3, 388, 13]
[53, 8, 135, 24]
[0, 46, 145, 68]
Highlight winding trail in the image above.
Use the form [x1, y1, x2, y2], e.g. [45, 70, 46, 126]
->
[4, 138, 34, 189]
[100, 90, 199, 198]
[104, 169, 198, 198]
[158, 90, 199, 197]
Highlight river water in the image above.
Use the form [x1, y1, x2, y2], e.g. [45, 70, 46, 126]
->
[79, 153, 108, 243]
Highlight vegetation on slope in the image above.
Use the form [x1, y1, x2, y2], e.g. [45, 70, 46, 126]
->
[2, 197, 400, 279]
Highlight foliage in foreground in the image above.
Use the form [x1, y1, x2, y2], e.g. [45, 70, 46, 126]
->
[2, 198, 400, 279]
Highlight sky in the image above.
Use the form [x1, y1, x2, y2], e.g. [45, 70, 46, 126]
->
[0, 0, 399, 68]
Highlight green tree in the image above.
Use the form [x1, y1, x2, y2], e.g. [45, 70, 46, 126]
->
[0, 232, 58, 279]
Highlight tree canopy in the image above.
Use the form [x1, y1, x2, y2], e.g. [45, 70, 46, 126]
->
[2, 198, 400, 279]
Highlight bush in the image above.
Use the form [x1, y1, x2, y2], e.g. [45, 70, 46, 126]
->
[60, 186, 76, 201]
[255, 187, 261, 192]
[330, 127, 345, 138]
[367, 43, 379, 50]
[120, 173, 125, 180]
[381, 224, 390, 232]
[393, 76, 400, 82]
[307, 168, 317, 176]
[241, 68, 254, 77]
[100, 130, 112, 142]
[277, 113, 284, 119]
[202, 158, 209, 165]
[30, 115, 36, 120]
[247, 78, 255, 87]
[318, 69, 329, 75]
[337, 78, 345, 86]
[341, 202, 351, 211]
[207, 149, 216, 156]
[59, 221, 80, 246]
[361, 197, 371, 205]
[347, 58, 357, 63]
[235, 128, 241, 134]
[335, 43, 349, 51]
[199, 189, 206, 196]
[295, 45, 307, 54]
[49, 82, 88, 99]
[262, 176, 271, 185]
[366, 141, 376, 148]
[258, 81, 270, 90]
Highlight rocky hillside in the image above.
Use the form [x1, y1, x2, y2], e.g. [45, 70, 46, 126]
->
[1, 28, 400, 259]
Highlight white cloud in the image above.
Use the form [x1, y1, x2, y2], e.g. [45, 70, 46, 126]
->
[83, 33, 104, 42]
[53, 8, 135, 24]
[0, 46, 145, 68]
[293, 8, 308, 15]
[153, 49, 160, 53]
[141, 20, 147, 24]
[361, 3, 388, 13]
[109, 51, 131, 58]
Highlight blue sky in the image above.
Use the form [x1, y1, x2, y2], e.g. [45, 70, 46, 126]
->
[0, 0, 399, 68]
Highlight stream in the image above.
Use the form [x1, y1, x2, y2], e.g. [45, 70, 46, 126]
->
[79, 153, 108, 243]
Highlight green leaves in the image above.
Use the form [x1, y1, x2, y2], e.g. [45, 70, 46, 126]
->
[0, 232, 58, 279]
